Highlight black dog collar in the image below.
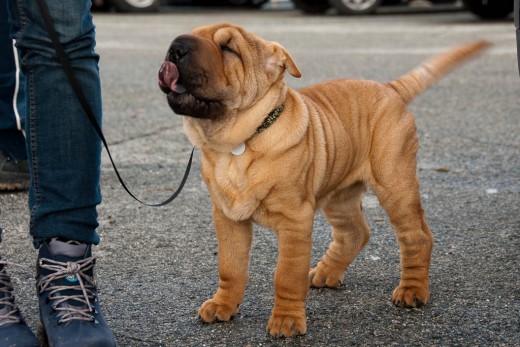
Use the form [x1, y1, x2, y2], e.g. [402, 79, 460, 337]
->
[254, 104, 285, 137]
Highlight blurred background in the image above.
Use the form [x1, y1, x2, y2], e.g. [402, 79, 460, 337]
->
[92, 0, 514, 20]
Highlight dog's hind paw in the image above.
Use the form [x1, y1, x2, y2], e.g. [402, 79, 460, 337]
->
[198, 299, 238, 323]
[309, 265, 344, 288]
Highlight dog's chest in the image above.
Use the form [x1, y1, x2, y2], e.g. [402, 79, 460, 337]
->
[203, 155, 264, 221]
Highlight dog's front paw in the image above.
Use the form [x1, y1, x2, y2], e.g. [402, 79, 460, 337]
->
[198, 299, 238, 323]
[267, 313, 306, 338]
[392, 285, 429, 308]
[309, 263, 345, 288]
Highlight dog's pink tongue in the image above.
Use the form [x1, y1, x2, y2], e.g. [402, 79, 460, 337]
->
[158, 61, 185, 93]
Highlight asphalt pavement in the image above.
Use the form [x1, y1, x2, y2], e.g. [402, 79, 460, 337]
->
[0, 5, 518, 347]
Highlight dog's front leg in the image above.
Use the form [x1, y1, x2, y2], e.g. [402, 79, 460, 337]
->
[267, 217, 313, 338]
[198, 206, 253, 323]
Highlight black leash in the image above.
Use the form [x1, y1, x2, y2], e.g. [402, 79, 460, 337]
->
[35, 0, 193, 207]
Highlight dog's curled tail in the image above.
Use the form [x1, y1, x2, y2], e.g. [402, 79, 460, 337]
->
[388, 40, 491, 103]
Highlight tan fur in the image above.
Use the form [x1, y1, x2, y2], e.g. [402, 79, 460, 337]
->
[167, 23, 490, 337]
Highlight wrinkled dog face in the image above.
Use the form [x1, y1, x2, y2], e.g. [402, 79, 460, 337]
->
[158, 23, 300, 120]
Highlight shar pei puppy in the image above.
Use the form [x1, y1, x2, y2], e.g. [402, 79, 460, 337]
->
[158, 22, 489, 337]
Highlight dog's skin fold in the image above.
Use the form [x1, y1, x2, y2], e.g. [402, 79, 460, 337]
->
[159, 23, 490, 337]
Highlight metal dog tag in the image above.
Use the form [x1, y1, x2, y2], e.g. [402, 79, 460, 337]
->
[231, 143, 246, 156]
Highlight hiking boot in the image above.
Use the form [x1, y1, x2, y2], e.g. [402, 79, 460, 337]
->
[0, 258, 39, 347]
[36, 239, 117, 347]
[0, 151, 29, 191]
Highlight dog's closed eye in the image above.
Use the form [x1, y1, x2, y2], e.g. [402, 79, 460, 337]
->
[221, 45, 240, 57]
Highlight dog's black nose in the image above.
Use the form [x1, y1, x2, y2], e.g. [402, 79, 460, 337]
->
[172, 41, 188, 61]
[169, 35, 196, 63]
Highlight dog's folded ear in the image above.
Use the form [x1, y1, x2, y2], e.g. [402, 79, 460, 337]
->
[266, 42, 302, 78]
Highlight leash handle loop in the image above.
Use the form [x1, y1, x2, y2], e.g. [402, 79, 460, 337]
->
[35, 0, 193, 207]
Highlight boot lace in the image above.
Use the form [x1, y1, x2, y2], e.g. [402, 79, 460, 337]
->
[37, 256, 98, 324]
[0, 260, 21, 326]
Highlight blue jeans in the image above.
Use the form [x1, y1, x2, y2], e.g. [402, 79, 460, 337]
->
[0, 0, 26, 162]
[7, 0, 102, 247]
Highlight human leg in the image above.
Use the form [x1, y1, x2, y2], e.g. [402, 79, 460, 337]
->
[0, 0, 28, 191]
[0, 1, 38, 345]
[11, 0, 102, 246]
[8, 0, 116, 345]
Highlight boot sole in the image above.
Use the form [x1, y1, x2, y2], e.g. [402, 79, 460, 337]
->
[0, 173, 30, 191]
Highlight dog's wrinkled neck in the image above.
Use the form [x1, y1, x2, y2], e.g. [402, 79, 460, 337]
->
[183, 84, 287, 153]
[229, 104, 285, 156]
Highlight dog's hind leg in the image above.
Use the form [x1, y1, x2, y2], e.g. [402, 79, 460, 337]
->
[368, 111, 434, 308]
[310, 182, 371, 288]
